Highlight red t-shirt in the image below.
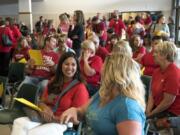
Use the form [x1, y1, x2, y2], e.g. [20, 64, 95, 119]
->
[109, 18, 126, 36]
[13, 47, 31, 62]
[93, 22, 107, 41]
[105, 42, 112, 53]
[151, 63, 180, 115]
[96, 46, 109, 62]
[133, 46, 146, 59]
[42, 81, 89, 116]
[31, 50, 59, 78]
[80, 55, 103, 86]
[141, 51, 159, 76]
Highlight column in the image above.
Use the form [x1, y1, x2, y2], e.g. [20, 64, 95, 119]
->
[18, 0, 33, 33]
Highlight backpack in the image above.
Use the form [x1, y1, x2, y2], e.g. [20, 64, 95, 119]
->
[1, 28, 12, 47]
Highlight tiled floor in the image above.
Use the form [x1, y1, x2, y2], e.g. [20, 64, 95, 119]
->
[0, 124, 11, 135]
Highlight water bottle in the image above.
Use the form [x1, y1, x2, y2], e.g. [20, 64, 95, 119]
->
[63, 122, 77, 135]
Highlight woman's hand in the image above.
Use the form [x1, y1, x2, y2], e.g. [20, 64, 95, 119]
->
[83, 50, 91, 62]
[43, 57, 55, 67]
[39, 103, 54, 123]
[60, 107, 80, 124]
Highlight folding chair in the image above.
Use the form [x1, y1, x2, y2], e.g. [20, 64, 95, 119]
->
[0, 83, 40, 124]
[6, 62, 26, 107]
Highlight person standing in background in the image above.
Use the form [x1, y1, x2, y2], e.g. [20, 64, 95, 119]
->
[68, 10, 85, 58]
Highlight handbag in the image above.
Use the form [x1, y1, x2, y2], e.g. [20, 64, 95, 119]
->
[23, 107, 44, 123]
[23, 79, 79, 123]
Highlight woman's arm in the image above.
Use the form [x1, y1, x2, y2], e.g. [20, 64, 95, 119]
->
[149, 92, 176, 116]
[60, 99, 92, 124]
[146, 93, 154, 116]
[83, 51, 96, 76]
[117, 120, 142, 135]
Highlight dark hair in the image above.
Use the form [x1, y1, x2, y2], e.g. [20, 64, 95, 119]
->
[48, 52, 84, 94]
[92, 16, 98, 22]
[0, 19, 5, 26]
[74, 10, 85, 25]
[152, 35, 162, 41]
[107, 28, 114, 34]
[157, 14, 164, 23]
[135, 15, 141, 23]
[110, 34, 119, 40]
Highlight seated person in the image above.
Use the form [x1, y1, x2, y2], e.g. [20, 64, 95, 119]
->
[11, 52, 89, 135]
[146, 41, 180, 118]
[131, 34, 146, 63]
[141, 36, 162, 76]
[79, 40, 103, 96]
[88, 33, 109, 62]
[112, 40, 132, 57]
[61, 53, 146, 135]
[12, 37, 31, 63]
[19, 35, 59, 93]
[54, 33, 75, 57]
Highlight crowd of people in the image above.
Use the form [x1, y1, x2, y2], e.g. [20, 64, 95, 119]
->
[0, 10, 179, 135]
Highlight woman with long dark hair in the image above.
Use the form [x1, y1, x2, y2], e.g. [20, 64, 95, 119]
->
[11, 52, 89, 135]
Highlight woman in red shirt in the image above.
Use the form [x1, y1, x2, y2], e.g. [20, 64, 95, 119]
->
[80, 40, 103, 96]
[146, 41, 180, 117]
[11, 52, 89, 135]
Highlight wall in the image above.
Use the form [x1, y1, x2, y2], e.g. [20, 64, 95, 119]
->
[0, 0, 172, 28]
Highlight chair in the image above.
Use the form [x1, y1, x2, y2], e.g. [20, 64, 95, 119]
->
[0, 76, 8, 108]
[168, 116, 180, 135]
[141, 75, 152, 103]
[0, 83, 40, 124]
[8, 62, 25, 84]
[7, 62, 26, 107]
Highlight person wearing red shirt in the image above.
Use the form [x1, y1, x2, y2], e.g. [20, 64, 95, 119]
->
[109, 14, 126, 38]
[146, 41, 180, 118]
[80, 40, 103, 96]
[132, 34, 146, 63]
[19, 36, 59, 92]
[11, 52, 89, 135]
[0, 19, 15, 76]
[91, 16, 107, 47]
[7, 17, 22, 52]
[105, 34, 119, 53]
[141, 36, 162, 76]
[88, 34, 109, 62]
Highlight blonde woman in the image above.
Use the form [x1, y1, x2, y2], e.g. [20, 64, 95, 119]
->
[61, 53, 146, 135]
[146, 41, 180, 117]
[80, 40, 103, 96]
[112, 40, 132, 57]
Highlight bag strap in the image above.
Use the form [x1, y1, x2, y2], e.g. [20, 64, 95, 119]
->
[52, 79, 79, 112]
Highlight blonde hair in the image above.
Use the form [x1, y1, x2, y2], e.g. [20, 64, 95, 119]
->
[99, 53, 146, 109]
[112, 40, 132, 57]
[155, 41, 177, 62]
[81, 40, 96, 54]
[88, 34, 100, 49]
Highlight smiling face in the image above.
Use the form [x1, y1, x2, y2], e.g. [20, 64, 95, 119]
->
[62, 57, 77, 81]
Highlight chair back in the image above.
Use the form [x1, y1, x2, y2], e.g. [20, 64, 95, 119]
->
[8, 62, 25, 83]
[13, 83, 40, 110]
[141, 75, 152, 103]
